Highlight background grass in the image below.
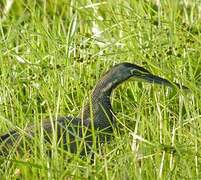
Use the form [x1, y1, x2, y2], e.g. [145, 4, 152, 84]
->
[0, 0, 201, 179]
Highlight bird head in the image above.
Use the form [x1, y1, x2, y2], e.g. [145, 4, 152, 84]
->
[112, 62, 187, 89]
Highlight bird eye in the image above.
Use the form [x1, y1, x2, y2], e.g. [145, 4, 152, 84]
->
[131, 69, 151, 77]
[131, 69, 142, 76]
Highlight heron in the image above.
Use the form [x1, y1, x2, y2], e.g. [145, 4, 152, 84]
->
[0, 62, 187, 156]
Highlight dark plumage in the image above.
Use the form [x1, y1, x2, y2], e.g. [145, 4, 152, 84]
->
[0, 62, 187, 155]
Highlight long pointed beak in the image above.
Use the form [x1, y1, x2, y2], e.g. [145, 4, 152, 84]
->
[134, 73, 188, 90]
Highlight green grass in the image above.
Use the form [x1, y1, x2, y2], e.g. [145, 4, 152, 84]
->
[0, 0, 201, 179]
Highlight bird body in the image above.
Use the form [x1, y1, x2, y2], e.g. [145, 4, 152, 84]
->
[0, 62, 187, 155]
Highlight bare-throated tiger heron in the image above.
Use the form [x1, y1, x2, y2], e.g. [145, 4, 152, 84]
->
[0, 62, 187, 155]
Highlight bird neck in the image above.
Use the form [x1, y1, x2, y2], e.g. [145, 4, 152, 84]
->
[80, 73, 123, 129]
